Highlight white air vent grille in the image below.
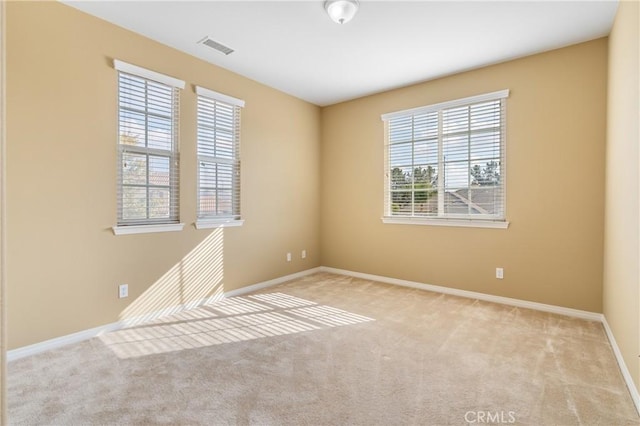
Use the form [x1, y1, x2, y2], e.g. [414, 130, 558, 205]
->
[200, 37, 234, 56]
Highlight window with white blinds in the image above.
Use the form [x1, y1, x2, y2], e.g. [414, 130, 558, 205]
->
[114, 60, 184, 232]
[381, 90, 509, 227]
[195, 86, 244, 228]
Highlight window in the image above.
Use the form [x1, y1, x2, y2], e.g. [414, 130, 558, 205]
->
[113, 60, 185, 235]
[195, 86, 244, 229]
[382, 90, 509, 228]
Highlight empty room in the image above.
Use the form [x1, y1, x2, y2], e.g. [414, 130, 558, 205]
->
[1, 0, 639, 424]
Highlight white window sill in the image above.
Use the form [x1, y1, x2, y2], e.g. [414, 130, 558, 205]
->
[195, 219, 244, 229]
[112, 223, 185, 236]
[382, 217, 509, 229]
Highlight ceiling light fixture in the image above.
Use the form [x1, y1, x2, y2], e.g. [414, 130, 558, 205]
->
[324, 0, 359, 25]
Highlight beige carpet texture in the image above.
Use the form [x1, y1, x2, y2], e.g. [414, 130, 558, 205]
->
[8, 273, 640, 425]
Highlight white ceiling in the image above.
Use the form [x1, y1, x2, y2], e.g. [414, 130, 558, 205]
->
[63, 0, 618, 106]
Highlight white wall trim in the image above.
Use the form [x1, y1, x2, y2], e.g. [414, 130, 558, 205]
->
[194, 219, 244, 230]
[225, 267, 322, 298]
[118, 291, 226, 328]
[381, 89, 510, 121]
[113, 59, 185, 89]
[382, 217, 509, 229]
[7, 267, 321, 361]
[320, 266, 602, 321]
[601, 316, 640, 416]
[8, 264, 640, 416]
[7, 322, 123, 362]
[195, 85, 245, 108]
[112, 223, 185, 235]
[320, 266, 640, 414]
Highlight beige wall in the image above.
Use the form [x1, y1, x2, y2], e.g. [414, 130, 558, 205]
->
[6, 2, 321, 349]
[1, 1, 6, 422]
[5, 1, 617, 353]
[321, 39, 608, 312]
[604, 0, 640, 393]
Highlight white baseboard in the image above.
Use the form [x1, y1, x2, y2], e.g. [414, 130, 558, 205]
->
[601, 316, 640, 416]
[118, 267, 323, 328]
[319, 266, 602, 321]
[320, 266, 640, 415]
[225, 267, 322, 298]
[7, 322, 122, 362]
[8, 263, 640, 417]
[7, 267, 322, 362]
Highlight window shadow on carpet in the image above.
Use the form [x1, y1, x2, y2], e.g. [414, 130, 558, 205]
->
[99, 292, 374, 358]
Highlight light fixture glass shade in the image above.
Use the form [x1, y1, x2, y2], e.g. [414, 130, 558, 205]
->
[324, 0, 359, 25]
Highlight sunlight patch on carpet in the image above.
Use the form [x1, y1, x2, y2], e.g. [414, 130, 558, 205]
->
[99, 293, 374, 358]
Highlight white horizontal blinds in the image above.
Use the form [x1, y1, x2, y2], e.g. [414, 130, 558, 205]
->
[116, 65, 182, 226]
[441, 99, 505, 218]
[196, 87, 243, 221]
[384, 91, 507, 220]
[387, 112, 439, 216]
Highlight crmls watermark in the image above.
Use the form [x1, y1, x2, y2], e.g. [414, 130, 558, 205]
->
[464, 410, 516, 424]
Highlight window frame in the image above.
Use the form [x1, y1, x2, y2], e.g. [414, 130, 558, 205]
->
[381, 90, 510, 229]
[195, 86, 245, 230]
[112, 60, 185, 236]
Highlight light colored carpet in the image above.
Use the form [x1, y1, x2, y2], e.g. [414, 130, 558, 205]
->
[8, 272, 640, 425]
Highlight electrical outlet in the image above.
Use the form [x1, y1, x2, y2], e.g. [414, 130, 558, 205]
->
[286, 252, 292, 262]
[301, 249, 307, 259]
[496, 268, 504, 279]
[119, 284, 128, 298]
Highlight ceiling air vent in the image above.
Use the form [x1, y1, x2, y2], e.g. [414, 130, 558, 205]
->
[199, 37, 234, 56]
